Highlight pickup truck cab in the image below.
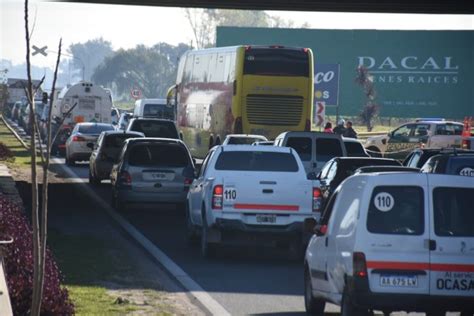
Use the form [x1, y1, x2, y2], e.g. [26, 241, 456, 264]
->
[186, 145, 321, 258]
[304, 173, 474, 315]
[365, 119, 464, 160]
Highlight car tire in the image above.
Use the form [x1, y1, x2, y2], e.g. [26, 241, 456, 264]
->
[200, 210, 217, 258]
[304, 266, 325, 315]
[89, 169, 100, 185]
[341, 286, 367, 316]
[65, 155, 75, 166]
[185, 204, 199, 245]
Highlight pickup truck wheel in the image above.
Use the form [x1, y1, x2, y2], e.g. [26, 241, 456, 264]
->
[304, 266, 325, 315]
[341, 287, 368, 316]
[200, 213, 217, 258]
[185, 204, 199, 245]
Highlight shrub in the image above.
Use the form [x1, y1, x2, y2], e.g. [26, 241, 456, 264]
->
[0, 194, 74, 315]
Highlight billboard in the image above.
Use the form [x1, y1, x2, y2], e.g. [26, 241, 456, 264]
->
[216, 27, 474, 119]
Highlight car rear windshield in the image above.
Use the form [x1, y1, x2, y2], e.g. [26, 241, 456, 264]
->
[433, 187, 474, 237]
[130, 120, 178, 138]
[78, 124, 114, 134]
[316, 138, 343, 161]
[215, 151, 299, 172]
[243, 48, 309, 77]
[143, 104, 174, 119]
[104, 134, 137, 148]
[344, 141, 367, 157]
[286, 137, 312, 161]
[367, 186, 424, 235]
[447, 156, 474, 176]
[128, 144, 189, 167]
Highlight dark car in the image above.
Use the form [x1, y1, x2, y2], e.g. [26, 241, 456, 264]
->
[125, 118, 179, 139]
[354, 165, 420, 174]
[317, 157, 401, 207]
[421, 153, 474, 177]
[403, 148, 474, 169]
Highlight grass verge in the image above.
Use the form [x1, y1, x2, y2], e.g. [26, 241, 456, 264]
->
[0, 117, 32, 168]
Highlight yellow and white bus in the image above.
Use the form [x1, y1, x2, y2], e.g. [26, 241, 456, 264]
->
[167, 45, 314, 158]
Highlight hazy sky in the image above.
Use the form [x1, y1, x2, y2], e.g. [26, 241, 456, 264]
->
[1, 0, 473, 70]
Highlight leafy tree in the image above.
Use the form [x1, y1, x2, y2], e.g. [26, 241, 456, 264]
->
[355, 66, 379, 132]
[92, 43, 190, 99]
[68, 37, 114, 81]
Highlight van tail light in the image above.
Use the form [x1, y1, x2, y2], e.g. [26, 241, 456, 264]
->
[353, 252, 368, 278]
[118, 171, 132, 187]
[72, 135, 85, 142]
[212, 185, 223, 210]
[305, 119, 311, 131]
[233, 117, 243, 134]
[462, 138, 470, 149]
[312, 188, 322, 213]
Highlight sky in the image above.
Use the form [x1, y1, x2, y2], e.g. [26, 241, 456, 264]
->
[1, 0, 473, 71]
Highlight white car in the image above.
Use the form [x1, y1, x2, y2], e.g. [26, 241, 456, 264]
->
[186, 145, 322, 258]
[221, 134, 268, 145]
[304, 172, 474, 316]
[65, 122, 115, 165]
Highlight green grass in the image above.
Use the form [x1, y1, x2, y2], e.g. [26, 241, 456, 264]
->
[0, 118, 32, 168]
[114, 101, 134, 111]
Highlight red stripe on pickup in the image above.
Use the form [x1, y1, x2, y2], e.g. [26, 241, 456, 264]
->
[367, 261, 474, 272]
[233, 203, 299, 211]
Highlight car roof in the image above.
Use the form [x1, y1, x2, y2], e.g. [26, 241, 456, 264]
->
[76, 122, 114, 127]
[218, 144, 292, 153]
[226, 134, 267, 138]
[277, 131, 342, 139]
[125, 137, 184, 145]
[101, 131, 144, 137]
[335, 157, 398, 163]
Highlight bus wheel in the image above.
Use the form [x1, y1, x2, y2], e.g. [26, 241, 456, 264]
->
[208, 136, 214, 149]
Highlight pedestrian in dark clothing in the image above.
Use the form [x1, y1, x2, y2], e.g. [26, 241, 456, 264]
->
[333, 119, 346, 135]
[324, 122, 333, 133]
[343, 121, 358, 139]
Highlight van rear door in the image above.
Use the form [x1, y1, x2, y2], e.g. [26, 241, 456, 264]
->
[428, 175, 474, 298]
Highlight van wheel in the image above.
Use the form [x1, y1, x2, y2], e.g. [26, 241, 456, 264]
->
[185, 204, 199, 245]
[304, 266, 325, 315]
[341, 287, 367, 316]
[200, 210, 217, 258]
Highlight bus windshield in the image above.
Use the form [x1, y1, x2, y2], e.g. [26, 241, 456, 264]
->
[243, 48, 309, 77]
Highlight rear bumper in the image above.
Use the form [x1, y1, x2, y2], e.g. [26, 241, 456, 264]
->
[348, 276, 474, 312]
[69, 151, 92, 161]
[117, 188, 188, 204]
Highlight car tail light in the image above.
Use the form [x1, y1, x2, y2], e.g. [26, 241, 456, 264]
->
[462, 139, 470, 149]
[72, 135, 85, 142]
[118, 171, 132, 186]
[212, 185, 223, 210]
[312, 188, 322, 213]
[353, 252, 368, 278]
[305, 119, 311, 131]
[233, 117, 243, 134]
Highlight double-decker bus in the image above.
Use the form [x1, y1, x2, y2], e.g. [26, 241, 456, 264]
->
[167, 45, 314, 158]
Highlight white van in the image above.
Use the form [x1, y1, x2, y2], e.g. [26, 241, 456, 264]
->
[304, 173, 474, 315]
[133, 98, 174, 120]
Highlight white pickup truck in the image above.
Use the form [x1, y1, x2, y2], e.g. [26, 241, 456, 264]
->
[186, 145, 321, 258]
[365, 119, 464, 160]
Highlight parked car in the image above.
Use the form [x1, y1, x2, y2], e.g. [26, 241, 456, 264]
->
[304, 173, 474, 315]
[343, 137, 370, 157]
[117, 112, 132, 131]
[126, 118, 179, 139]
[403, 148, 474, 169]
[274, 131, 346, 175]
[365, 118, 464, 160]
[222, 134, 268, 145]
[421, 153, 474, 177]
[65, 122, 115, 165]
[17, 102, 29, 127]
[22, 101, 46, 135]
[88, 131, 145, 184]
[110, 138, 195, 211]
[186, 145, 322, 258]
[317, 157, 401, 208]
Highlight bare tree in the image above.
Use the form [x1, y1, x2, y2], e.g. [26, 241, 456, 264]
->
[184, 8, 215, 49]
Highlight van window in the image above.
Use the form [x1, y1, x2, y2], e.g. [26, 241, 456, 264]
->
[433, 187, 474, 237]
[128, 144, 189, 167]
[130, 120, 178, 139]
[215, 151, 299, 172]
[367, 186, 424, 235]
[286, 137, 312, 161]
[316, 138, 343, 161]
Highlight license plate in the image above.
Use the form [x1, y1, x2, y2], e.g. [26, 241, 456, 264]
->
[143, 172, 174, 181]
[256, 214, 276, 224]
[380, 275, 418, 287]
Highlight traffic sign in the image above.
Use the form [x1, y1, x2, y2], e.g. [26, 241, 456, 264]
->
[130, 88, 142, 99]
[314, 101, 325, 127]
[32, 45, 48, 56]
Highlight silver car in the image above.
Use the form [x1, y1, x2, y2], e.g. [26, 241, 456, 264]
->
[110, 138, 195, 211]
[65, 122, 115, 165]
[88, 131, 144, 184]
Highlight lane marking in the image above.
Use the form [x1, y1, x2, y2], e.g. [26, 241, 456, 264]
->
[53, 158, 230, 316]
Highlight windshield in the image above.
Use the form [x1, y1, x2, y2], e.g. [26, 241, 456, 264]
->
[215, 151, 299, 172]
[244, 48, 309, 77]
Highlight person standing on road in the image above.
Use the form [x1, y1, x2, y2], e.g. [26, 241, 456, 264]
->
[343, 120, 358, 139]
[333, 119, 346, 135]
[324, 122, 333, 133]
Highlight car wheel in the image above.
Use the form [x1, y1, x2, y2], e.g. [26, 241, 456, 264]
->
[65, 155, 74, 166]
[89, 169, 101, 185]
[186, 204, 199, 245]
[200, 210, 217, 258]
[341, 286, 367, 316]
[304, 266, 325, 315]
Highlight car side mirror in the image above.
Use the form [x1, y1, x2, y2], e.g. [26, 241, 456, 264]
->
[86, 142, 94, 149]
[315, 224, 328, 237]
